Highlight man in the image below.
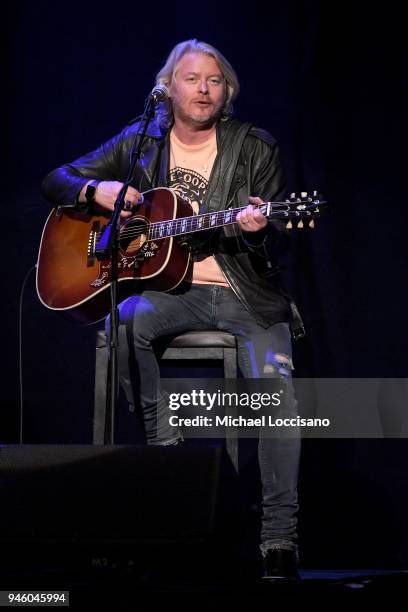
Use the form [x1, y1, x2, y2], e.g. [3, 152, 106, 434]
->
[42, 39, 303, 580]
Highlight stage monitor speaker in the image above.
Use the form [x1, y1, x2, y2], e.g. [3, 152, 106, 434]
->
[0, 445, 240, 581]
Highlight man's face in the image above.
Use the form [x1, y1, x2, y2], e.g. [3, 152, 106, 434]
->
[169, 52, 226, 129]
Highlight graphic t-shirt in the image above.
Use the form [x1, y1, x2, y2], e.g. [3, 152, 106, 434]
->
[168, 130, 229, 286]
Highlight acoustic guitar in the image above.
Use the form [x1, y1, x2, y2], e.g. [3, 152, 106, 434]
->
[36, 187, 325, 324]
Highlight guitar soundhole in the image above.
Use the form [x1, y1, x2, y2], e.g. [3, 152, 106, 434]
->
[119, 216, 149, 255]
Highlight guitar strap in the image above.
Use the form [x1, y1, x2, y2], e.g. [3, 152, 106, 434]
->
[204, 118, 253, 213]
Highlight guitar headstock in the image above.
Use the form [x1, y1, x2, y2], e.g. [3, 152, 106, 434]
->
[283, 190, 326, 229]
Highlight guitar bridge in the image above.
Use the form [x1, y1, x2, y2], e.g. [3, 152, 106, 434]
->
[87, 221, 102, 267]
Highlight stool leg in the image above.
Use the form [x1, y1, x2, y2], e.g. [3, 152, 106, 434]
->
[223, 347, 238, 472]
[93, 335, 109, 444]
[223, 347, 237, 379]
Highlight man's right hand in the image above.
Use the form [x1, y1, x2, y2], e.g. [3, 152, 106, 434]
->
[79, 180, 143, 218]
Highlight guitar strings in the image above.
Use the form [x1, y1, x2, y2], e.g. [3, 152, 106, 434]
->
[116, 201, 297, 241]
[116, 210, 268, 240]
[114, 201, 316, 243]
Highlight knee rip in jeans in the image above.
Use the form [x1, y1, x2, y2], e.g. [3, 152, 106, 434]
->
[263, 353, 293, 378]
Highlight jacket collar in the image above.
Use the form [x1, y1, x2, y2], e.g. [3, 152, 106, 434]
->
[133, 118, 168, 187]
[138, 116, 242, 189]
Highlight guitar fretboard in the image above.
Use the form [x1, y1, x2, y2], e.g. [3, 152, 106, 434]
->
[147, 202, 275, 240]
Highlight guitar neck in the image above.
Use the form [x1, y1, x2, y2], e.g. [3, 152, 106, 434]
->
[147, 199, 321, 241]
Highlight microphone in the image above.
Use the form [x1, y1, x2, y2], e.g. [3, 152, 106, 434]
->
[148, 84, 169, 105]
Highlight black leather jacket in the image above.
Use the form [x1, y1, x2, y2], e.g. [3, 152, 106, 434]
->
[42, 116, 303, 332]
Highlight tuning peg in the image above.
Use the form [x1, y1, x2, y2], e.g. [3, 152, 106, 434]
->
[308, 219, 315, 228]
[301, 191, 307, 198]
[290, 192, 296, 199]
[297, 219, 304, 229]
[286, 220, 293, 229]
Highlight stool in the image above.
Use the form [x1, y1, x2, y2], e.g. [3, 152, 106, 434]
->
[93, 330, 239, 470]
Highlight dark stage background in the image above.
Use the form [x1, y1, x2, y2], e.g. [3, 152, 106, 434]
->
[2, 0, 407, 569]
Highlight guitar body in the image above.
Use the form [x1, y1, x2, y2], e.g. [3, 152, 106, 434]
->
[36, 188, 193, 324]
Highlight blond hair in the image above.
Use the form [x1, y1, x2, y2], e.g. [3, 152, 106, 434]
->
[155, 39, 240, 128]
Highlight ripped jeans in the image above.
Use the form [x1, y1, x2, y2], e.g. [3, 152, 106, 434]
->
[108, 283, 300, 551]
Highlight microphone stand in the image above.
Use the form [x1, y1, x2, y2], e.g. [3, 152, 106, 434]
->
[94, 94, 159, 444]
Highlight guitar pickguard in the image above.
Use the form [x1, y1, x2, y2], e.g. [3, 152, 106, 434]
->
[89, 241, 160, 287]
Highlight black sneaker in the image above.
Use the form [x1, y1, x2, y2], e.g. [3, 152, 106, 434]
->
[262, 548, 300, 581]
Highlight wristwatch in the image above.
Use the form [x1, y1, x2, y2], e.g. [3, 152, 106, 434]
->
[84, 180, 100, 203]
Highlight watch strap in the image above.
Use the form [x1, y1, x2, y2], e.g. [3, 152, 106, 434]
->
[85, 180, 100, 203]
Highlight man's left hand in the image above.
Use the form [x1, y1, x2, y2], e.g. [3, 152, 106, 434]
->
[236, 197, 268, 232]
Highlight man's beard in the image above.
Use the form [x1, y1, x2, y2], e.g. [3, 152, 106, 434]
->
[172, 101, 223, 130]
